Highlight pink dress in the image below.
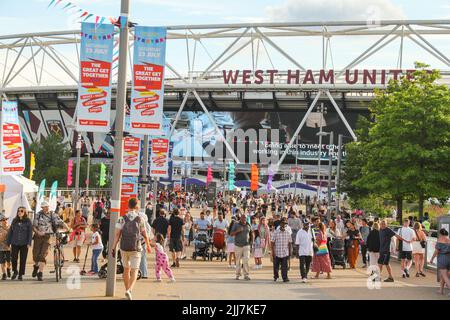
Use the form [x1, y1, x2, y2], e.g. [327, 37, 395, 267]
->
[312, 231, 332, 273]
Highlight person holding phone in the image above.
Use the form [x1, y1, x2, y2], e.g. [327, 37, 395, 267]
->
[230, 214, 253, 281]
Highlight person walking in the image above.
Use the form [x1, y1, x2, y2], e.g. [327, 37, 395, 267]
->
[312, 222, 332, 279]
[70, 209, 87, 262]
[32, 201, 70, 281]
[230, 214, 253, 280]
[412, 222, 427, 278]
[152, 209, 169, 242]
[345, 221, 361, 269]
[397, 218, 415, 278]
[271, 220, 292, 282]
[378, 219, 409, 282]
[430, 228, 450, 296]
[153, 233, 175, 282]
[111, 198, 151, 300]
[167, 208, 184, 268]
[6, 207, 32, 281]
[359, 219, 370, 268]
[295, 218, 313, 283]
[0, 213, 11, 280]
[366, 222, 380, 269]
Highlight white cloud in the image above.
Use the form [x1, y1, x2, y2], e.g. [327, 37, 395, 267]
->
[266, 0, 406, 22]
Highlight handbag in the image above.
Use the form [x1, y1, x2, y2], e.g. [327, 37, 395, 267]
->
[316, 239, 329, 256]
[415, 230, 426, 249]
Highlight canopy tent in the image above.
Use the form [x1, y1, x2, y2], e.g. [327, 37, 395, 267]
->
[0, 175, 38, 223]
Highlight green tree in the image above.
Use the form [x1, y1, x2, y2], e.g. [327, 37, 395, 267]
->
[25, 133, 71, 185]
[360, 62, 450, 221]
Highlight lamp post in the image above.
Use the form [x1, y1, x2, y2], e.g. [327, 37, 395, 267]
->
[106, 0, 130, 297]
[84, 153, 91, 197]
[316, 103, 326, 198]
[317, 130, 333, 220]
[74, 133, 82, 210]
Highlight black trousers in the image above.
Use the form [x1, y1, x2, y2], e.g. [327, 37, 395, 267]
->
[299, 255, 312, 279]
[11, 245, 28, 276]
[273, 256, 289, 281]
[361, 244, 368, 264]
[101, 233, 109, 259]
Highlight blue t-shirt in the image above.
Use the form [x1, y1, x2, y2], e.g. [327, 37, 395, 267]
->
[195, 218, 210, 231]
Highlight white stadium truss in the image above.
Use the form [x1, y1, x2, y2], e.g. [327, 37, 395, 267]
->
[0, 19, 449, 174]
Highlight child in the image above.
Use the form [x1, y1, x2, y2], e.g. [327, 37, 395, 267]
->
[154, 233, 175, 282]
[253, 230, 263, 269]
[227, 219, 236, 268]
[88, 224, 103, 275]
[0, 214, 11, 280]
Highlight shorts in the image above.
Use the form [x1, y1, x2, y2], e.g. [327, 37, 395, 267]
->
[32, 235, 51, 263]
[227, 243, 235, 253]
[169, 238, 183, 252]
[121, 250, 142, 269]
[378, 252, 391, 265]
[0, 251, 11, 264]
[400, 251, 412, 260]
[72, 232, 86, 247]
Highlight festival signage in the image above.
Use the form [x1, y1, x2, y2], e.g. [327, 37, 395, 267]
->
[122, 136, 141, 176]
[0, 100, 25, 175]
[150, 138, 169, 178]
[130, 26, 167, 135]
[120, 176, 138, 216]
[76, 22, 114, 132]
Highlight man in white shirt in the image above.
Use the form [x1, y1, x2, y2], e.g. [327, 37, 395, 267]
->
[295, 218, 313, 282]
[213, 214, 229, 232]
[397, 218, 415, 278]
[335, 215, 345, 234]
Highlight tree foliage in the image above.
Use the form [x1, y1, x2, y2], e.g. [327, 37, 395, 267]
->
[343, 62, 450, 220]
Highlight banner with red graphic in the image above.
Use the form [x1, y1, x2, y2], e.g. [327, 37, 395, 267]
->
[122, 136, 141, 176]
[76, 22, 114, 132]
[0, 100, 25, 175]
[120, 176, 138, 216]
[150, 138, 169, 178]
[130, 26, 167, 135]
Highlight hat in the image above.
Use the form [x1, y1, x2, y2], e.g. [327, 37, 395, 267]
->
[302, 218, 310, 225]
[0, 213, 7, 221]
[41, 201, 50, 207]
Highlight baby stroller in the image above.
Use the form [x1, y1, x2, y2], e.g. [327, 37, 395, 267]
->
[192, 232, 211, 261]
[330, 238, 346, 269]
[98, 249, 142, 279]
[209, 229, 227, 261]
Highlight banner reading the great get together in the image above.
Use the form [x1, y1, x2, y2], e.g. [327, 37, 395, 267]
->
[122, 136, 141, 176]
[130, 26, 167, 135]
[0, 100, 25, 175]
[150, 138, 169, 178]
[76, 22, 114, 132]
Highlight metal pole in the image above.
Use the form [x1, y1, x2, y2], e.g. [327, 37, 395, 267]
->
[74, 134, 81, 210]
[85, 153, 90, 197]
[327, 131, 333, 220]
[294, 135, 298, 196]
[140, 135, 149, 211]
[152, 177, 158, 217]
[317, 103, 324, 199]
[106, 0, 130, 297]
[336, 134, 343, 214]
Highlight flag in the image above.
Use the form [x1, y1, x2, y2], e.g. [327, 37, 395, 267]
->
[36, 179, 46, 213]
[99, 163, 106, 186]
[29, 152, 36, 180]
[49, 181, 58, 211]
[67, 160, 73, 186]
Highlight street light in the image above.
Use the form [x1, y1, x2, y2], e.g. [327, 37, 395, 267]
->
[74, 133, 82, 210]
[317, 130, 333, 220]
[84, 153, 90, 197]
[316, 103, 327, 199]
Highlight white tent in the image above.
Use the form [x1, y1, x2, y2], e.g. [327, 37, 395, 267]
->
[0, 175, 38, 223]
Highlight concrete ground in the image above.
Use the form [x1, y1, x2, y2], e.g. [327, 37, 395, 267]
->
[0, 208, 448, 300]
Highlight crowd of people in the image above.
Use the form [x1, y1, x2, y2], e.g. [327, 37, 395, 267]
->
[0, 189, 449, 299]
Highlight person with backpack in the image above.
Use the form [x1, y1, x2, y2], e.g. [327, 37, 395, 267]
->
[111, 198, 151, 300]
[32, 201, 71, 281]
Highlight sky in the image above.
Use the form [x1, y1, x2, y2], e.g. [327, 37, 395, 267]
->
[0, 0, 449, 87]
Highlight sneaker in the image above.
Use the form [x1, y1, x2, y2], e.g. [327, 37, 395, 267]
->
[170, 277, 176, 282]
[18, 275, 23, 281]
[232, 264, 236, 269]
[125, 290, 132, 300]
[87, 271, 96, 276]
[274, 277, 278, 282]
[6, 268, 11, 278]
[384, 277, 394, 282]
[11, 271, 18, 280]
[244, 276, 251, 281]
[171, 262, 176, 268]
[404, 269, 410, 278]
[235, 275, 240, 280]
[156, 278, 162, 282]
[1, 273, 6, 280]
[402, 274, 406, 278]
[37, 272, 43, 281]
[283, 279, 290, 283]
[302, 278, 308, 283]
[175, 259, 180, 268]
[32, 265, 38, 278]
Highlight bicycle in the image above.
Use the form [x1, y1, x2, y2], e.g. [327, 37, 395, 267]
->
[48, 231, 70, 282]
